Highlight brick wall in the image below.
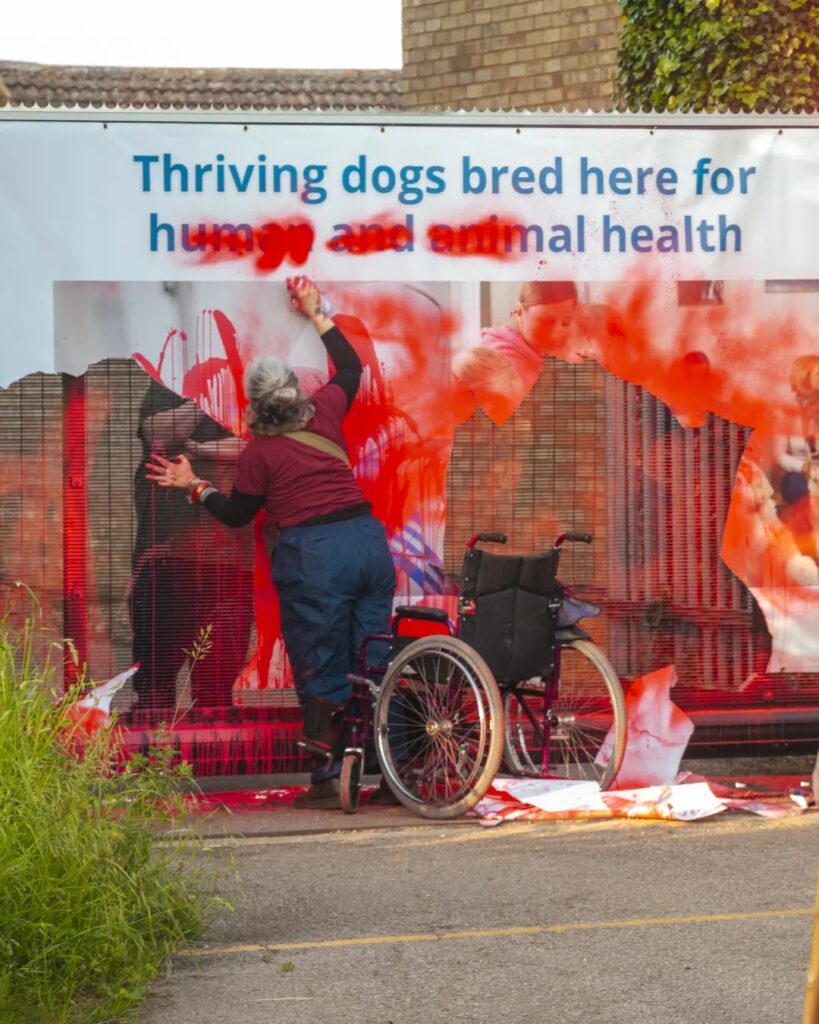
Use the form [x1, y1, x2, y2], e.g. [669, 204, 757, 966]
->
[402, 0, 621, 111]
[444, 349, 613, 659]
[402, 2, 622, 661]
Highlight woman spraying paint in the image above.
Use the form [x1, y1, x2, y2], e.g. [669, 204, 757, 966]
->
[146, 278, 396, 809]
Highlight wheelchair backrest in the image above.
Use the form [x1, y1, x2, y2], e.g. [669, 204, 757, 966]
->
[458, 547, 560, 682]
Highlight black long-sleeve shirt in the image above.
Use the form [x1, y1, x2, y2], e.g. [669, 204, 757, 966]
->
[201, 324, 362, 528]
[321, 325, 363, 409]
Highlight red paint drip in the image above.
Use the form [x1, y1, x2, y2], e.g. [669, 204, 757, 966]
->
[132, 327, 180, 382]
[182, 356, 230, 398]
[212, 310, 249, 419]
[252, 515, 280, 691]
[62, 376, 87, 685]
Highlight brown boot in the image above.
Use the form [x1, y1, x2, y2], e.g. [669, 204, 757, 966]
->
[302, 698, 344, 747]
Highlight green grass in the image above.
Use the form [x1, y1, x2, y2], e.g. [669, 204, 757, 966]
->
[0, 600, 212, 1023]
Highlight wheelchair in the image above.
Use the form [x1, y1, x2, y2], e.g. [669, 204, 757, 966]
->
[305, 531, 627, 819]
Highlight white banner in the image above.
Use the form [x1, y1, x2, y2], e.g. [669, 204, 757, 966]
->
[1, 111, 817, 384]
[4, 110, 819, 681]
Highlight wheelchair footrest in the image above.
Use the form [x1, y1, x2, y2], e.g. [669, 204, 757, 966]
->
[296, 738, 334, 762]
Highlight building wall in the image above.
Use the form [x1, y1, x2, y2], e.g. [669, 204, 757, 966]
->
[402, 0, 621, 111]
[402, 5, 624, 671]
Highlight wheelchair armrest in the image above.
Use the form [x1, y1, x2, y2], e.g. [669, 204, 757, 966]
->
[393, 605, 451, 625]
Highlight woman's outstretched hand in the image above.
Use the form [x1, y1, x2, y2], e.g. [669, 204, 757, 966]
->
[145, 453, 195, 489]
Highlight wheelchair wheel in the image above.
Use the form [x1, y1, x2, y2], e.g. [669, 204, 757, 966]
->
[374, 636, 504, 820]
[340, 750, 363, 815]
[503, 639, 626, 790]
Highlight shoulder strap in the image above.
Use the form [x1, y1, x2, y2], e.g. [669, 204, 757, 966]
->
[284, 430, 350, 467]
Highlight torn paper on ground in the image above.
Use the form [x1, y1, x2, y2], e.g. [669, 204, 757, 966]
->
[597, 664, 694, 788]
[471, 775, 806, 825]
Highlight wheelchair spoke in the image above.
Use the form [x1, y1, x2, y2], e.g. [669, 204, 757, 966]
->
[399, 672, 442, 717]
[438, 732, 466, 779]
[503, 641, 624, 787]
[377, 639, 502, 812]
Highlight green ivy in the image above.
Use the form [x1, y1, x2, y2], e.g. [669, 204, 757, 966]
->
[617, 0, 819, 111]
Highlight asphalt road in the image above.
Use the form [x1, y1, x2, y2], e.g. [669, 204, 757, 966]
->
[141, 810, 819, 1024]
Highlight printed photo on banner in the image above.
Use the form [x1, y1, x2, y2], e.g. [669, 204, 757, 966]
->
[54, 280, 473, 701]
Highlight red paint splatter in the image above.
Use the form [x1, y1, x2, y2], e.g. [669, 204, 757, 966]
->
[326, 213, 415, 255]
[541, 277, 819, 671]
[133, 278, 819, 687]
[581, 279, 800, 436]
[131, 291, 463, 686]
[426, 215, 532, 260]
[324, 292, 462, 554]
[132, 328, 183, 383]
[185, 219, 314, 273]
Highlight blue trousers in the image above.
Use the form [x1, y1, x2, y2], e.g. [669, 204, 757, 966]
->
[272, 515, 396, 709]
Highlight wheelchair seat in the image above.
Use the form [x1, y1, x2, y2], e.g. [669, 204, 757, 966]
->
[393, 605, 451, 627]
[458, 547, 560, 682]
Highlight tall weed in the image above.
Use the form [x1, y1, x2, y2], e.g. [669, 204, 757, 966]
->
[0, 601, 210, 1023]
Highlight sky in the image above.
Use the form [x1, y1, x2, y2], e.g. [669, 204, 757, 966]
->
[2, 0, 402, 69]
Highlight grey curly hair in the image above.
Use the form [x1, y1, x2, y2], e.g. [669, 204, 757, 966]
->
[244, 356, 315, 436]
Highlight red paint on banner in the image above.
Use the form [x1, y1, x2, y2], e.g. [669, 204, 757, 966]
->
[131, 277, 819, 688]
[212, 310, 249, 419]
[182, 356, 230, 399]
[130, 289, 463, 690]
[185, 219, 314, 273]
[133, 328, 183, 383]
[63, 703, 121, 756]
[538, 276, 819, 669]
[62, 377, 87, 683]
[327, 214, 415, 255]
[579, 280, 801, 436]
[426, 215, 533, 260]
[251, 514, 279, 690]
[328, 293, 461, 545]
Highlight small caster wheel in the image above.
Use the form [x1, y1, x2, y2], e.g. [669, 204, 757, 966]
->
[340, 750, 363, 814]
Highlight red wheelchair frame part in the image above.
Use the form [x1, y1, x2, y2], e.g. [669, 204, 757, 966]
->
[392, 616, 453, 639]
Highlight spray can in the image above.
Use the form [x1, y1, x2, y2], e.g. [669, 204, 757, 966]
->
[288, 276, 332, 316]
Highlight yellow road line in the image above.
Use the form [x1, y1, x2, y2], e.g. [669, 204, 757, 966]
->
[547, 908, 813, 932]
[179, 907, 813, 958]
